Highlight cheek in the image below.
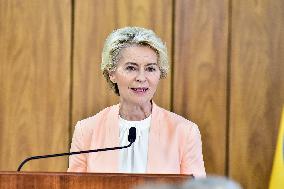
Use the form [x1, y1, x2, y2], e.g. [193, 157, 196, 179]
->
[116, 73, 134, 87]
[117, 78, 129, 88]
[149, 76, 161, 87]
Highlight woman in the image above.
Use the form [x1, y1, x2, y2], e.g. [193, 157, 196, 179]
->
[68, 27, 206, 177]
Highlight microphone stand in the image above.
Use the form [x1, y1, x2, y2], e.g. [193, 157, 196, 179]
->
[17, 142, 134, 171]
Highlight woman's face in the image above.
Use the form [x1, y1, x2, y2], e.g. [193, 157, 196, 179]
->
[109, 46, 161, 106]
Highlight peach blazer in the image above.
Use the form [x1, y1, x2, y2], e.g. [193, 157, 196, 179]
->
[67, 103, 206, 177]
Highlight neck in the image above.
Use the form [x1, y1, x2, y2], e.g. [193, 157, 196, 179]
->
[119, 100, 152, 121]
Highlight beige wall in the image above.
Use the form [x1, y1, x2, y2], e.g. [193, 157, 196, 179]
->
[0, 0, 283, 188]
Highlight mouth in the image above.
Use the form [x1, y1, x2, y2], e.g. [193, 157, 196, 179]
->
[130, 87, 149, 93]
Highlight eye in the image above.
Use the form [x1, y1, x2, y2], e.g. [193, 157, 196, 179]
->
[125, 65, 137, 71]
[146, 66, 157, 72]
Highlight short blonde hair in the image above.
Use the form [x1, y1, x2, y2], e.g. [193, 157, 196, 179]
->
[101, 27, 169, 95]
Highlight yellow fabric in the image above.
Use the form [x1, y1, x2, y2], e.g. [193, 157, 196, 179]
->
[269, 106, 284, 189]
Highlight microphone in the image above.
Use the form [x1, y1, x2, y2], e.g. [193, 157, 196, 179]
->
[128, 127, 136, 143]
[17, 127, 136, 171]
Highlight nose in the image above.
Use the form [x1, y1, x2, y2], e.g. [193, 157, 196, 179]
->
[135, 70, 146, 82]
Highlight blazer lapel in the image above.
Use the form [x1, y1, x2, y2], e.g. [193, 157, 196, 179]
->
[100, 104, 120, 172]
[147, 102, 161, 173]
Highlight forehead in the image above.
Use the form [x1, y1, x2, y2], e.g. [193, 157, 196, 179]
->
[118, 46, 158, 63]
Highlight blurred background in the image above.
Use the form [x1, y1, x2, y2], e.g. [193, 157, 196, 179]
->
[0, 0, 283, 189]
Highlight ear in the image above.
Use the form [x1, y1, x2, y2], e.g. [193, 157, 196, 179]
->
[108, 71, 117, 83]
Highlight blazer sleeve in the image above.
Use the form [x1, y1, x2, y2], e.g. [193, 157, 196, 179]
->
[180, 123, 206, 177]
[67, 121, 87, 172]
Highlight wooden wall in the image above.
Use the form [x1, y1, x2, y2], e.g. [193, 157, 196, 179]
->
[0, 0, 283, 188]
[229, 1, 284, 188]
[174, 0, 228, 175]
[0, 0, 71, 172]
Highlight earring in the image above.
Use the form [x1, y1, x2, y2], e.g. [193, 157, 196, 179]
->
[110, 77, 116, 83]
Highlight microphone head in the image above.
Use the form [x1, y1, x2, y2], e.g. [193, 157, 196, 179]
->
[128, 127, 136, 143]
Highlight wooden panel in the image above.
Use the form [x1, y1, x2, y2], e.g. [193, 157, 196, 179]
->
[229, 0, 284, 188]
[173, 0, 229, 175]
[72, 0, 173, 128]
[0, 172, 191, 189]
[0, 0, 71, 171]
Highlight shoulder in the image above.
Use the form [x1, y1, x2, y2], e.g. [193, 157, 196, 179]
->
[71, 104, 119, 150]
[79, 104, 117, 125]
[154, 104, 201, 136]
[74, 104, 119, 134]
[156, 104, 198, 128]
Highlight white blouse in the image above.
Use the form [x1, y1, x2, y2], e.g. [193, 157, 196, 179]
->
[118, 114, 151, 173]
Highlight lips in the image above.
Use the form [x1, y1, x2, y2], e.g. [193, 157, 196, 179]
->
[130, 87, 149, 93]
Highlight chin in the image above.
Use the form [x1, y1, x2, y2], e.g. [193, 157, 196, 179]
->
[129, 97, 152, 106]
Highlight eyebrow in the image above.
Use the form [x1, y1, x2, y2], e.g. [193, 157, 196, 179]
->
[125, 62, 158, 66]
